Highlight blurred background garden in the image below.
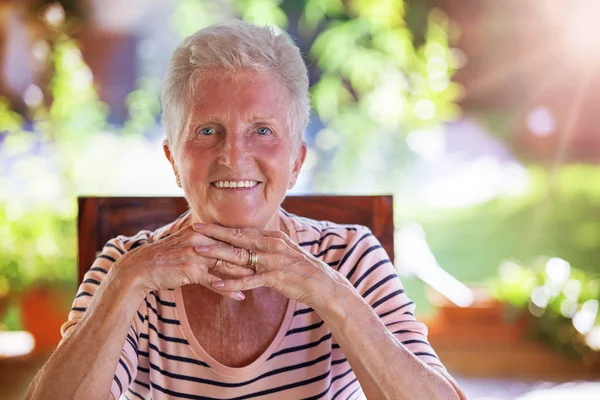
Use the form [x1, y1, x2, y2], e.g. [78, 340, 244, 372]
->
[1, 0, 600, 398]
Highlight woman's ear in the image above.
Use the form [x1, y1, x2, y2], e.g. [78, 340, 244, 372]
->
[163, 140, 181, 186]
[288, 141, 307, 189]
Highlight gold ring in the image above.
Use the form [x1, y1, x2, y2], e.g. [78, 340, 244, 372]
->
[214, 259, 224, 272]
[247, 249, 258, 271]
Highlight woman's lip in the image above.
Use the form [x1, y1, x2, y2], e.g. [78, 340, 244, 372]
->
[210, 182, 262, 189]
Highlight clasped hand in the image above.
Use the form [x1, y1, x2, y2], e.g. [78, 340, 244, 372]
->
[192, 223, 342, 308]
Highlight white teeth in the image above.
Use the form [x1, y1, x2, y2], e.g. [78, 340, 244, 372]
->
[213, 180, 258, 189]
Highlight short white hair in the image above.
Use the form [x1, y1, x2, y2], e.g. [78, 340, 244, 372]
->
[161, 20, 310, 152]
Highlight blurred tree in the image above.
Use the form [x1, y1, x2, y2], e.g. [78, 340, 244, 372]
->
[168, 0, 463, 191]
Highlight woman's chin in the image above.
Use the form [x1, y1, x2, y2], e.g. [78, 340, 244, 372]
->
[211, 210, 264, 228]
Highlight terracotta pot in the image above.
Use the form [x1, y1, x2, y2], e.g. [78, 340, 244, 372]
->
[19, 285, 72, 352]
[425, 284, 530, 346]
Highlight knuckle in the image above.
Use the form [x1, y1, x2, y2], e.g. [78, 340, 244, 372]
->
[273, 270, 285, 281]
[272, 231, 286, 239]
[273, 238, 286, 251]
[234, 246, 246, 262]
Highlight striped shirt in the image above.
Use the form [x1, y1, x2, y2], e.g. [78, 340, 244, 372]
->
[61, 208, 446, 399]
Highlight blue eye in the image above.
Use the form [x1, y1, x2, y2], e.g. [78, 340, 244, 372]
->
[257, 127, 272, 135]
[199, 127, 216, 136]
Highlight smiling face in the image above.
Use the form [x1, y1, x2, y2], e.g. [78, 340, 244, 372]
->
[164, 70, 306, 230]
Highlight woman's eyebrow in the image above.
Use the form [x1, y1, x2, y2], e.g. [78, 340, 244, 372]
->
[193, 114, 226, 124]
[244, 114, 278, 124]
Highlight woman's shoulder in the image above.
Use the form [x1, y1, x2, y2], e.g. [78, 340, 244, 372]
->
[111, 208, 192, 250]
[280, 208, 369, 247]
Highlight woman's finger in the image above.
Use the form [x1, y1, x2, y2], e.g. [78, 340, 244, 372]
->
[207, 258, 255, 277]
[193, 224, 288, 254]
[201, 270, 246, 301]
[212, 272, 270, 292]
[196, 244, 266, 272]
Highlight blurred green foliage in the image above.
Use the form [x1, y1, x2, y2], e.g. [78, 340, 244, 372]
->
[488, 257, 600, 363]
[413, 165, 600, 280]
[169, 0, 463, 191]
[402, 165, 600, 325]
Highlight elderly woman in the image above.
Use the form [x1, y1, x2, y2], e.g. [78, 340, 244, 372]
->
[26, 21, 464, 400]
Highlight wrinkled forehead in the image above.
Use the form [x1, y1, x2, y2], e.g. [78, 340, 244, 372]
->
[184, 70, 291, 126]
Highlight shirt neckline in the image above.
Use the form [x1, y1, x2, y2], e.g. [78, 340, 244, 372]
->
[173, 208, 299, 378]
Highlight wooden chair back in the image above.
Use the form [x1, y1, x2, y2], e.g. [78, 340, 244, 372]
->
[77, 196, 394, 285]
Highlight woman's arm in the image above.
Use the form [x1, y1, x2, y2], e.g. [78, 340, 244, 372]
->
[193, 223, 466, 400]
[26, 225, 248, 400]
[24, 265, 146, 400]
[317, 275, 466, 400]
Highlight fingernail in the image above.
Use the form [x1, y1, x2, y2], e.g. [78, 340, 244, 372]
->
[196, 245, 209, 253]
[237, 292, 245, 300]
[212, 280, 224, 288]
[193, 223, 205, 230]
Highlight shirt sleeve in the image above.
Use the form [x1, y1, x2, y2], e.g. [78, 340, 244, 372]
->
[335, 225, 446, 371]
[59, 234, 147, 398]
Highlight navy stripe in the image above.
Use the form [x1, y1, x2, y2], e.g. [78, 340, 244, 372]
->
[97, 254, 116, 263]
[378, 301, 414, 319]
[331, 367, 354, 385]
[338, 232, 373, 272]
[129, 238, 149, 250]
[140, 330, 188, 345]
[126, 335, 138, 357]
[118, 358, 132, 385]
[353, 259, 391, 289]
[331, 357, 347, 366]
[372, 289, 404, 309]
[146, 352, 331, 389]
[286, 321, 325, 335]
[299, 232, 344, 247]
[347, 387, 361, 400]
[322, 226, 357, 232]
[122, 231, 148, 244]
[303, 368, 353, 400]
[145, 299, 180, 325]
[113, 375, 123, 394]
[390, 328, 421, 336]
[345, 245, 382, 281]
[71, 307, 86, 312]
[105, 243, 125, 255]
[401, 339, 430, 346]
[137, 320, 188, 344]
[332, 376, 358, 400]
[150, 369, 332, 400]
[75, 291, 92, 298]
[269, 333, 332, 360]
[414, 351, 439, 359]
[313, 244, 348, 258]
[136, 311, 145, 324]
[150, 291, 176, 307]
[133, 379, 150, 390]
[294, 307, 314, 316]
[129, 389, 145, 400]
[138, 342, 210, 368]
[137, 365, 150, 374]
[83, 278, 101, 285]
[90, 266, 108, 274]
[362, 274, 398, 298]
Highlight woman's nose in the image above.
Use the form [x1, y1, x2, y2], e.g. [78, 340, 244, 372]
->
[219, 132, 247, 167]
